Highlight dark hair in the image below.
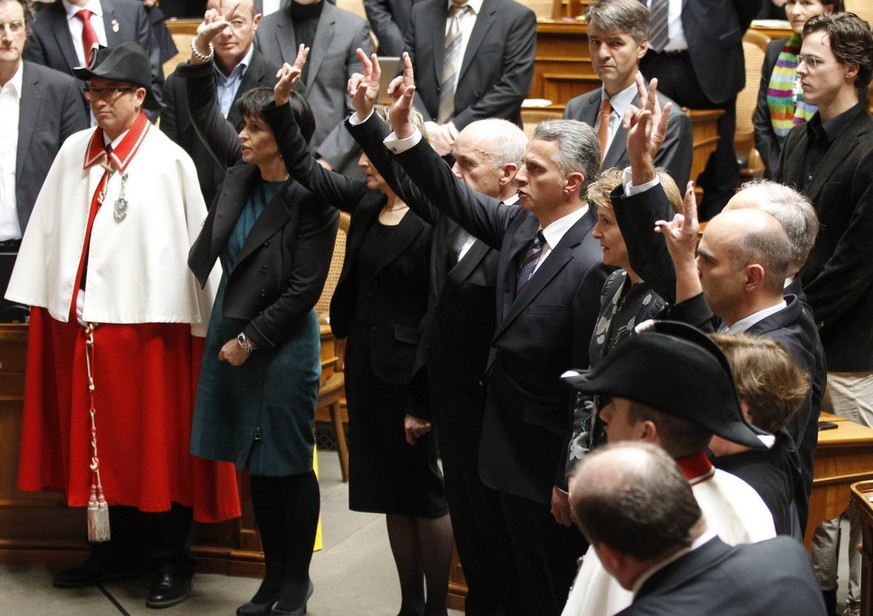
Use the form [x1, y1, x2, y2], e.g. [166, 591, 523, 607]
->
[804, 12, 873, 90]
[585, 0, 650, 44]
[236, 87, 316, 144]
[625, 401, 713, 458]
[571, 442, 701, 560]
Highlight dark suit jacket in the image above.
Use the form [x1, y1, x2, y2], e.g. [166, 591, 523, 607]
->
[563, 87, 693, 186]
[16, 62, 89, 234]
[621, 536, 825, 615]
[24, 0, 163, 114]
[404, 0, 536, 130]
[612, 183, 827, 531]
[181, 62, 338, 350]
[365, 120, 611, 503]
[161, 51, 280, 206]
[777, 106, 873, 371]
[255, 1, 372, 177]
[364, 0, 417, 57]
[641, 0, 759, 105]
[753, 37, 788, 179]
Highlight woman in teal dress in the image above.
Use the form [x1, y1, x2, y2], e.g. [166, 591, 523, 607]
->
[182, 14, 338, 616]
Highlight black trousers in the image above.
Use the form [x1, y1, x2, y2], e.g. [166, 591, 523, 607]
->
[640, 50, 741, 220]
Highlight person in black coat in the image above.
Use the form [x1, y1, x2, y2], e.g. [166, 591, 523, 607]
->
[181, 11, 338, 615]
[277, 45, 453, 616]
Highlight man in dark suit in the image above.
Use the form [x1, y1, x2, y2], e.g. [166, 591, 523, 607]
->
[569, 442, 825, 616]
[255, 0, 371, 177]
[23, 0, 163, 118]
[637, 0, 759, 219]
[0, 0, 88, 253]
[352, 55, 612, 615]
[161, 0, 278, 206]
[774, 13, 873, 615]
[403, 0, 536, 156]
[363, 0, 414, 56]
[563, 0, 691, 186]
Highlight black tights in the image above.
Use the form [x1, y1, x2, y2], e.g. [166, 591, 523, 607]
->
[249, 471, 320, 612]
[386, 513, 454, 616]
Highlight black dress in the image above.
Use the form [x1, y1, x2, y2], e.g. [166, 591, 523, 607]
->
[344, 220, 447, 517]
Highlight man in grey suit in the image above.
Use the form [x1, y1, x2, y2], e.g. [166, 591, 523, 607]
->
[23, 0, 163, 119]
[161, 0, 279, 205]
[0, 0, 88, 250]
[255, 0, 371, 177]
[404, 0, 536, 156]
[563, 0, 691, 187]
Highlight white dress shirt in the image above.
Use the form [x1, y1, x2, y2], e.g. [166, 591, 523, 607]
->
[63, 0, 109, 66]
[0, 62, 23, 240]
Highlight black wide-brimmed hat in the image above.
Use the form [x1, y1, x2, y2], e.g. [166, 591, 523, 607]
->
[73, 42, 161, 111]
[562, 320, 773, 449]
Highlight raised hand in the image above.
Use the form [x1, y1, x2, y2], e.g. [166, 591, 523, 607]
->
[274, 45, 309, 106]
[387, 52, 417, 139]
[655, 181, 703, 302]
[624, 73, 671, 185]
[347, 48, 381, 119]
[192, 2, 238, 61]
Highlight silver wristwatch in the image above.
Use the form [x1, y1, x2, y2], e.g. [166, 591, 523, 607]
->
[237, 332, 256, 353]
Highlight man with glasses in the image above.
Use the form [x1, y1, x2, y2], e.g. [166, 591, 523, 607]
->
[775, 12, 873, 616]
[6, 42, 240, 609]
[0, 0, 86, 254]
[162, 0, 279, 205]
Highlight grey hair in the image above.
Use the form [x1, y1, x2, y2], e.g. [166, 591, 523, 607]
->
[585, 0, 650, 44]
[485, 119, 527, 169]
[533, 119, 601, 200]
[738, 180, 820, 274]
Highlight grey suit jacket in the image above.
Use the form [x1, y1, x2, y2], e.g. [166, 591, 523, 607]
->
[16, 62, 89, 234]
[255, 1, 372, 176]
[563, 87, 693, 187]
[405, 0, 536, 129]
[161, 51, 280, 206]
[24, 0, 163, 114]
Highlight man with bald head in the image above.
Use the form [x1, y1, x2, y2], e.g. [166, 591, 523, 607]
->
[161, 0, 279, 205]
[347, 57, 526, 613]
[569, 442, 824, 616]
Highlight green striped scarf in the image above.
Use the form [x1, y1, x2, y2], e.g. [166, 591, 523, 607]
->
[767, 33, 818, 147]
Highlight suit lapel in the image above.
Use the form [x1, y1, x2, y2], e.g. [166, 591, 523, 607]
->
[371, 210, 427, 279]
[236, 179, 300, 265]
[603, 93, 634, 168]
[430, 1, 448, 87]
[102, 2, 121, 47]
[442, 237, 490, 299]
[306, 4, 336, 90]
[273, 9, 299, 65]
[804, 112, 870, 202]
[211, 165, 258, 254]
[782, 127, 810, 189]
[48, 3, 79, 72]
[15, 64, 41, 187]
[228, 52, 269, 130]
[580, 93, 600, 126]
[459, 0, 496, 82]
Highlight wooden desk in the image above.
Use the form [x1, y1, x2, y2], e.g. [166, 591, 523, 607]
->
[806, 416, 873, 550]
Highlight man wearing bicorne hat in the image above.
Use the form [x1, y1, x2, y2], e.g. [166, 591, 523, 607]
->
[5, 42, 240, 609]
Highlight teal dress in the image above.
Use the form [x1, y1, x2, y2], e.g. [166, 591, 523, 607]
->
[191, 180, 321, 477]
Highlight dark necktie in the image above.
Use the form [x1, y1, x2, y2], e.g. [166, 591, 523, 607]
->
[516, 230, 545, 294]
[76, 9, 99, 64]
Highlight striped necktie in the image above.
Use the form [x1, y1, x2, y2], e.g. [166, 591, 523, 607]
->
[516, 230, 545, 294]
[647, 0, 670, 53]
[438, 3, 471, 124]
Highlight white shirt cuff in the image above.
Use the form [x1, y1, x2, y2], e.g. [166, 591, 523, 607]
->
[348, 108, 374, 126]
[622, 166, 660, 196]
[383, 127, 423, 154]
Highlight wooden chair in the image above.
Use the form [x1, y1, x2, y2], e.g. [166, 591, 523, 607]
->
[735, 29, 771, 181]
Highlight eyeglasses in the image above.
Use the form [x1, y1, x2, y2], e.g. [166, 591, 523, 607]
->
[0, 21, 25, 34]
[84, 86, 136, 101]
[796, 54, 832, 70]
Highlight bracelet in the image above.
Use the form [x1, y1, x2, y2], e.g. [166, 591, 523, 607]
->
[191, 38, 214, 63]
[237, 332, 256, 353]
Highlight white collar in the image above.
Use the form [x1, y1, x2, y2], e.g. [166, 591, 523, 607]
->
[602, 80, 638, 119]
[540, 204, 589, 250]
[63, 0, 104, 21]
[446, 0, 483, 15]
[725, 300, 788, 333]
[1, 61, 24, 98]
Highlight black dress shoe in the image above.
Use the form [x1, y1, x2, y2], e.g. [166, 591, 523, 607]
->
[237, 593, 279, 615]
[271, 580, 314, 616]
[145, 572, 192, 609]
[53, 557, 141, 588]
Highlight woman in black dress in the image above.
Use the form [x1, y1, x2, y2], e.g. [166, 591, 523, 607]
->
[278, 48, 453, 616]
[182, 12, 338, 616]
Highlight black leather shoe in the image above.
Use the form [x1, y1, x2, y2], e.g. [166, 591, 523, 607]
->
[271, 580, 314, 616]
[145, 572, 192, 609]
[237, 593, 280, 615]
[53, 557, 141, 588]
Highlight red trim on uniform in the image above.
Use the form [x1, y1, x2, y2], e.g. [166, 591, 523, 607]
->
[676, 451, 716, 485]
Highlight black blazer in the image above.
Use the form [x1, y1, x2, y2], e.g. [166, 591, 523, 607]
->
[404, 0, 536, 130]
[642, 0, 760, 105]
[272, 99, 432, 386]
[24, 0, 163, 115]
[161, 50, 280, 206]
[777, 106, 873, 371]
[563, 87, 693, 187]
[16, 62, 89, 234]
[753, 37, 788, 179]
[181, 62, 338, 350]
[622, 536, 825, 615]
[363, 0, 418, 57]
[366, 119, 611, 504]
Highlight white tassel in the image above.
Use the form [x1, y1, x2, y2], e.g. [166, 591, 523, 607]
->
[87, 486, 111, 542]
